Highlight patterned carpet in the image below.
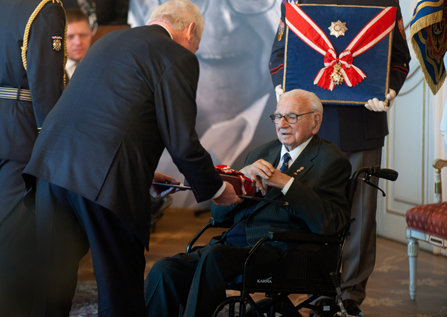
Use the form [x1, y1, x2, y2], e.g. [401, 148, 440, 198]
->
[70, 208, 447, 317]
[69, 281, 98, 317]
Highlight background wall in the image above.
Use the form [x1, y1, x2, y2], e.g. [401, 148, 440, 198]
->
[128, 0, 281, 209]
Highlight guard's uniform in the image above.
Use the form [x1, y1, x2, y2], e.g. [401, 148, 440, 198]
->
[269, 0, 410, 309]
[0, 0, 65, 315]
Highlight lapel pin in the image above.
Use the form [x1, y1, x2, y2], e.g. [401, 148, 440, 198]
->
[294, 166, 305, 175]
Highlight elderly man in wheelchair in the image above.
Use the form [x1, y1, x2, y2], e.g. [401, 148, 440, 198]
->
[144, 88, 360, 317]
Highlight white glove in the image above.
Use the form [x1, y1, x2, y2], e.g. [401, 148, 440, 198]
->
[364, 89, 396, 112]
[275, 85, 284, 102]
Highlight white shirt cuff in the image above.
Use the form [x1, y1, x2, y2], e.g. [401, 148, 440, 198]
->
[281, 177, 294, 195]
[212, 182, 226, 199]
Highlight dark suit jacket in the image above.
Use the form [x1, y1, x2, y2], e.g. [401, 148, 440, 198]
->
[0, 0, 65, 162]
[212, 136, 351, 245]
[269, 1, 410, 152]
[24, 25, 223, 245]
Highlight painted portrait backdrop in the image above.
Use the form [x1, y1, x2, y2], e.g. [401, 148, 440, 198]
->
[128, 0, 281, 208]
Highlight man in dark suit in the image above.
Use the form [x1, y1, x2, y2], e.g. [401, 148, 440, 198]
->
[129, 0, 281, 210]
[23, 0, 241, 316]
[269, 1, 410, 315]
[144, 89, 352, 317]
[0, 0, 65, 315]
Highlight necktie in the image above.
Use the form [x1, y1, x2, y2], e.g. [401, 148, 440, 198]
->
[280, 153, 291, 173]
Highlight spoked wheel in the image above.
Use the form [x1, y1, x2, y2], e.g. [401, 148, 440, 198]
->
[212, 296, 251, 317]
[247, 297, 302, 317]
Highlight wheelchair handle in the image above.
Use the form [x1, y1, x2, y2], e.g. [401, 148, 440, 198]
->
[368, 166, 398, 181]
[354, 166, 398, 181]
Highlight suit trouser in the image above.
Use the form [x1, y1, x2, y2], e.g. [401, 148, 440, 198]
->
[341, 148, 381, 304]
[145, 243, 250, 317]
[0, 159, 36, 316]
[32, 179, 146, 317]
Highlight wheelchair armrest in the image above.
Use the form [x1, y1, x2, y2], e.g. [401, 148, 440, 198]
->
[266, 231, 341, 244]
[247, 230, 342, 257]
[186, 217, 232, 253]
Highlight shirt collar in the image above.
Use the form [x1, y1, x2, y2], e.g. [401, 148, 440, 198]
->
[279, 136, 313, 167]
[156, 24, 173, 39]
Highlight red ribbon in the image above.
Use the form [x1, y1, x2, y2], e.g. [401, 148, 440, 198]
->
[285, 3, 397, 91]
[215, 165, 254, 196]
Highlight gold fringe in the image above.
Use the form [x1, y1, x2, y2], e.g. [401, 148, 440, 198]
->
[282, 26, 289, 92]
[411, 35, 446, 95]
[410, 1, 446, 94]
[21, 0, 67, 76]
[410, 9, 444, 39]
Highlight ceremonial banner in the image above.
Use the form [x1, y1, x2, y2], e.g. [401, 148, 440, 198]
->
[410, 0, 447, 95]
[283, 0, 398, 105]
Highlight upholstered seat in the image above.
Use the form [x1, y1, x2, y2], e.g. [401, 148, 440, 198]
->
[406, 203, 447, 239]
[405, 159, 447, 301]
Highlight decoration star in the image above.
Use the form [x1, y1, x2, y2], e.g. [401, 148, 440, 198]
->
[329, 20, 348, 38]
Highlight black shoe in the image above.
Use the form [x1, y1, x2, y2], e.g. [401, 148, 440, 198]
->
[342, 299, 364, 317]
[309, 297, 339, 317]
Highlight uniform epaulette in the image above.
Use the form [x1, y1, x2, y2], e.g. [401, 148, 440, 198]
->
[21, 0, 67, 72]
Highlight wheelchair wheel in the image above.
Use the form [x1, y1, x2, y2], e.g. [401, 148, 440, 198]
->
[247, 297, 302, 317]
[212, 296, 249, 317]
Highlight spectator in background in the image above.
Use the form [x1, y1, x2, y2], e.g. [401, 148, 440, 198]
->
[65, 8, 93, 81]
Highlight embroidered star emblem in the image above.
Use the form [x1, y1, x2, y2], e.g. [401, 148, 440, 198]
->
[329, 20, 348, 38]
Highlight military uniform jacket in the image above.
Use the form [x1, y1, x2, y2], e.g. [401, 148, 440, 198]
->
[0, 0, 65, 162]
[24, 26, 223, 245]
[269, 1, 410, 152]
[212, 136, 352, 245]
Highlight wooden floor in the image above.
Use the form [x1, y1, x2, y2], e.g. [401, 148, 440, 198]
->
[77, 207, 447, 316]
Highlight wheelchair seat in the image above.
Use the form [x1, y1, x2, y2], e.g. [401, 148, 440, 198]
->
[186, 166, 398, 317]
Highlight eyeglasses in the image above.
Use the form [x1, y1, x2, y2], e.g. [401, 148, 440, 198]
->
[269, 112, 314, 124]
[158, 0, 276, 16]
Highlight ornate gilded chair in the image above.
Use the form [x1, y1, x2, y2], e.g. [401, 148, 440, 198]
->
[405, 159, 447, 301]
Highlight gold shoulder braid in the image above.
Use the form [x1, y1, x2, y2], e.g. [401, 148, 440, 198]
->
[21, 0, 67, 83]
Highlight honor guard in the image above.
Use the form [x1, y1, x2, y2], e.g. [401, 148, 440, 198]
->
[0, 0, 66, 315]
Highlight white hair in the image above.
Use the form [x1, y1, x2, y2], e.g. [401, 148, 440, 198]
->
[147, 0, 204, 39]
[281, 89, 323, 114]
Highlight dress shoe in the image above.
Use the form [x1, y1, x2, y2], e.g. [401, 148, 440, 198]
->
[308, 297, 339, 317]
[342, 299, 364, 317]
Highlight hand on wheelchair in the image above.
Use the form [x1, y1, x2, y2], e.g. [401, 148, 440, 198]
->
[241, 159, 292, 195]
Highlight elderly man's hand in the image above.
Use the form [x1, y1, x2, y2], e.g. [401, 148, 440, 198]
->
[150, 172, 181, 198]
[240, 159, 276, 195]
[213, 182, 243, 206]
[262, 169, 292, 190]
[364, 89, 396, 112]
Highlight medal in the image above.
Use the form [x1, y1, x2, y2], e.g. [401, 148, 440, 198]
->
[330, 63, 344, 85]
[329, 20, 348, 38]
[51, 36, 62, 52]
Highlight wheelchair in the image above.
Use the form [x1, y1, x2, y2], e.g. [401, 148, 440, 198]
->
[186, 166, 398, 317]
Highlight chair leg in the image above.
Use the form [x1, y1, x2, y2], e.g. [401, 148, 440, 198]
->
[407, 237, 418, 301]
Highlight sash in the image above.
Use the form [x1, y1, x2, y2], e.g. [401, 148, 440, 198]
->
[285, 2, 397, 91]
